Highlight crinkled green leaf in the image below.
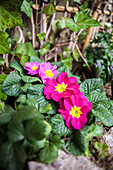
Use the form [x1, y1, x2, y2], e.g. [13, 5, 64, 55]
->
[0, 31, 11, 54]
[0, 142, 26, 170]
[10, 59, 25, 76]
[21, 0, 33, 19]
[20, 83, 31, 92]
[26, 99, 38, 110]
[20, 54, 29, 67]
[79, 78, 103, 96]
[49, 114, 72, 137]
[39, 142, 58, 164]
[30, 55, 42, 63]
[0, 0, 23, 31]
[2, 72, 22, 97]
[22, 76, 42, 83]
[65, 131, 87, 156]
[92, 105, 113, 126]
[25, 119, 51, 141]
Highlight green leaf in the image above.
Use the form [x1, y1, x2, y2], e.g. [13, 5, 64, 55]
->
[22, 76, 42, 83]
[39, 142, 58, 163]
[37, 32, 46, 42]
[0, 31, 11, 54]
[10, 59, 25, 76]
[49, 114, 72, 137]
[65, 10, 100, 33]
[26, 99, 38, 110]
[20, 83, 31, 92]
[39, 104, 51, 113]
[0, 84, 7, 101]
[30, 55, 42, 63]
[80, 2, 88, 11]
[39, 48, 48, 56]
[56, 18, 66, 29]
[51, 135, 64, 149]
[0, 0, 23, 31]
[79, 78, 103, 96]
[65, 131, 87, 156]
[0, 109, 13, 125]
[7, 121, 24, 142]
[92, 105, 113, 126]
[73, 0, 81, 3]
[0, 142, 26, 170]
[25, 119, 51, 141]
[40, 4, 55, 17]
[20, 54, 29, 67]
[2, 72, 22, 97]
[1, 76, 6, 87]
[15, 94, 26, 109]
[0, 56, 5, 65]
[13, 105, 43, 123]
[21, 0, 33, 19]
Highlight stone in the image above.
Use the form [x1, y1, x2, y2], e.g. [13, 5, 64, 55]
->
[28, 150, 103, 170]
[103, 127, 113, 154]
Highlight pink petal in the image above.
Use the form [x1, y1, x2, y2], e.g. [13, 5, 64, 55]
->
[56, 72, 69, 84]
[68, 77, 78, 84]
[79, 115, 87, 128]
[51, 91, 60, 102]
[64, 98, 72, 111]
[43, 86, 54, 95]
[45, 79, 57, 86]
[66, 116, 73, 129]
[71, 118, 82, 130]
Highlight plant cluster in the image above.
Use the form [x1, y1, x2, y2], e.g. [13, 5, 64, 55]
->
[84, 27, 113, 83]
[0, 0, 113, 170]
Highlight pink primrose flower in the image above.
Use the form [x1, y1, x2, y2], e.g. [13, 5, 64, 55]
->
[39, 62, 59, 83]
[58, 93, 92, 130]
[43, 72, 80, 102]
[24, 62, 40, 75]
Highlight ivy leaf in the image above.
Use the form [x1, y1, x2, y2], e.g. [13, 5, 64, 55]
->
[49, 114, 72, 137]
[40, 4, 55, 17]
[26, 99, 38, 110]
[73, 0, 81, 3]
[0, 56, 6, 65]
[0, 84, 7, 101]
[25, 119, 51, 141]
[22, 76, 42, 83]
[79, 78, 103, 96]
[39, 141, 58, 163]
[0, 0, 23, 31]
[56, 18, 66, 29]
[21, 0, 33, 19]
[80, 1, 88, 11]
[0, 142, 26, 170]
[2, 72, 22, 97]
[0, 74, 7, 84]
[65, 9, 100, 33]
[37, 32, 46, 42]
[65, 131, 87, 156]
[0, 31, 11, 54]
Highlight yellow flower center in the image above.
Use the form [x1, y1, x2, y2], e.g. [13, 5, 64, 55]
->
[45, 70, 54, 78]
[55, 82, 67, 93]
[69, 106, 82, 118]
[31, 66, 38, 70]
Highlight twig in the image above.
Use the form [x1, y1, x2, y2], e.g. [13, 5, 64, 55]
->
[36, 0, 38, 34]
[64, 0, 69, 18]
[31, 8, 36, 48]
[45, 0, 56, 41]
[17, 26, 24, 43]
[75, 43, 91, 72]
